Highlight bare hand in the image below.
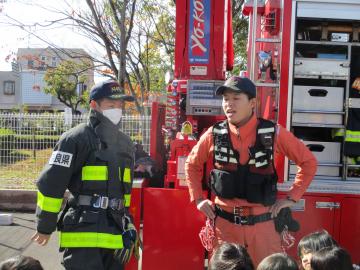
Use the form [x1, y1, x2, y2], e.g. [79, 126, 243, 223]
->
[196, 199, 215, 219]
[134, 164, 153, 176]
[269, 198, 296, 218]
[31, 232, 51, 246]
[134, 164, 147, 172]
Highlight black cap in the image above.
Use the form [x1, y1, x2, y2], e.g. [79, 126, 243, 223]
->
[215, 76, 256, 98]
[89, 80, 135, 102]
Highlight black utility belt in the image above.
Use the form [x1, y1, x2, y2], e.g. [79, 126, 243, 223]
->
[215, 205, 272, 226]
[77, 194, 125, 210]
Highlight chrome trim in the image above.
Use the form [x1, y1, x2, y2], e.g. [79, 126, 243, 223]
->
[278, 180, 360, 195]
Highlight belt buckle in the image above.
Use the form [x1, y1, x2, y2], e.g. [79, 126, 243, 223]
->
[110, 198, 123, 211]
[233, 207, 249, 225]
[234, 215, 249, 225]
[92, 195, 109, 209]
[100, 196, 109, 209]
[234, 215, 242, 225]
[92, 195, 101, 208]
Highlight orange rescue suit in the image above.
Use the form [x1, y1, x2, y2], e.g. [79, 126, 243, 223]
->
[185, 114, 317, 265]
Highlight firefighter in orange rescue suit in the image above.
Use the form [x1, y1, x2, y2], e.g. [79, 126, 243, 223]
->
[31, 80, 141, 270]
[185, 76, 317, 266]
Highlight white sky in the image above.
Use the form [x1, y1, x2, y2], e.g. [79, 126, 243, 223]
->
[0, 0, 106, 81]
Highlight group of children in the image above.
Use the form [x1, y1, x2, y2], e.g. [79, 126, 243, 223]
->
[209, 230, 359, 270]
[0, 230, 358, 270]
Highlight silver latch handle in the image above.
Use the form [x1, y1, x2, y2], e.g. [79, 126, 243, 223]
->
[316, 202, 340, 210]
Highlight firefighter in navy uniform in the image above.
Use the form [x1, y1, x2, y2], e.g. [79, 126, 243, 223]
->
[31, 80, 140, 270]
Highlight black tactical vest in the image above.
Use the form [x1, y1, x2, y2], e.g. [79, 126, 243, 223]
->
[210, 118, 278, 206]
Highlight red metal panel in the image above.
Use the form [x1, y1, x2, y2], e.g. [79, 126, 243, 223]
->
[275, 0, 293, 182]
[150, 102, 166, 165]
[279, 194, 336, 259]
[212, 0, 227, 80]
[125, 187, 142, 270]
[174, 0, 227, 80]
[339, 197, 360, 263]
[174, 0, 187, 79]
[142, 188, 205, 270]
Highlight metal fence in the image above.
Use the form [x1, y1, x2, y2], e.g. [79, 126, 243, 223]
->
[0, 113, 151, 190]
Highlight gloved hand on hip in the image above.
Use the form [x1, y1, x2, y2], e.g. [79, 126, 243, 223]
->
[274, 207, 300, 233]
[114, 218, 141, 264]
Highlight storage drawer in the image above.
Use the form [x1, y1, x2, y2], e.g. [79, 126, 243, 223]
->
[303, 141, 341, 163]
[292, 112, 343, 125]
[290, 164, 340, 177]
[293, 85, 344, 111]
[294, 58, 349, 79]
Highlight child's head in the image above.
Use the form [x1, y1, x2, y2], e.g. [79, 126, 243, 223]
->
[257, 253, 298, 270]
[209, 242, 254, 270]
[310, 246, 353, 270]
[0, 255, 43, 270]
[297, 230, 338, 270]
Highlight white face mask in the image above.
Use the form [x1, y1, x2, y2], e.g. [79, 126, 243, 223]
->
[102, 108, 122, 125]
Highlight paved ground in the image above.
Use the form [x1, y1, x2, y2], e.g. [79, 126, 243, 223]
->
[0, 211, 63, 269]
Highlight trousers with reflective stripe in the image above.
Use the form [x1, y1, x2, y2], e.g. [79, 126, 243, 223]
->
[59, 232, 123, 249]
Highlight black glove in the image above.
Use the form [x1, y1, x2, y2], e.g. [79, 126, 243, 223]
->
[114, 216, 140, 264]
[274, 207, 300, 233]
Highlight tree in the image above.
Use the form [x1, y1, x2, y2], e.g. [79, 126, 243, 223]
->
[66, 0, 175, 115]
[43, 60, 92, 114]
[3, 0, 175, 115]
[5, 0, 247, 113]
[232, 0, 248, 75]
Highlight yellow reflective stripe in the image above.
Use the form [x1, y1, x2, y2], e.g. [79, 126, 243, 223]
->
[123, 168, 131, 183]
[59, 232, 123, 249]
[124, 194, 131, 207]
[82, 166, 108, 181]
[345, 130, 360, 142]
[332, 128, 344, 138]
[37, 191, 63, 213]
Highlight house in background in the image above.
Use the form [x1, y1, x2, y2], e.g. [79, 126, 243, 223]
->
[0, 71, 20, 111]
[0, 47, 94, 112]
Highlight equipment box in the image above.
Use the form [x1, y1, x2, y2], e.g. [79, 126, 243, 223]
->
[302, 141, 341, 163]
[294, 58, 349, 79]
[290, 164, 340, 177]
[290, 141, 341, 177]
[293, 85, 344, 111]
[292, 112, 343, 125]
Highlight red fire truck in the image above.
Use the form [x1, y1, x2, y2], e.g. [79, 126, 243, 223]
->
[128, 0, 360, 269]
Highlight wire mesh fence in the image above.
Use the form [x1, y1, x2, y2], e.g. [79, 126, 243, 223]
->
[0, 113, 151, 190]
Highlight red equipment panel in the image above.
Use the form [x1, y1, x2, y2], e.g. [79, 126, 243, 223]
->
[279, 194, 337, 259]
[339, 197, 360, 263]
[142, 188, 205, 269]
[125, 186, 142, 270]
[174, 0, 232, 80]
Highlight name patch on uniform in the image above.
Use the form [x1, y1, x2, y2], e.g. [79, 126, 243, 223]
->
[49, 151, 73, 168]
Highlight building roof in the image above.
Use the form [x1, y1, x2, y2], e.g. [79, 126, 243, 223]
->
[17, 47, 91, 61]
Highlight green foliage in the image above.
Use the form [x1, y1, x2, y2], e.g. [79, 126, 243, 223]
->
[0, 133, 59, 152]
[44, 60, 92, 113]
[232, 0, 248, 75]
[0, 128, 15, 136]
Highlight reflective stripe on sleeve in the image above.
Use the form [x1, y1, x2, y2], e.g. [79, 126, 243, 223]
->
[258, 127, 275, 134]
[124, 194, 131, 207]
[345, 130, 360, 142]
[59, 232, 123, 249]
[37, 191, 63, 213]
[123, 168, 131, 183]
[82, 166, 108, 181]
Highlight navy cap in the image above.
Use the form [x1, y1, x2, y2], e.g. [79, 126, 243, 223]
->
[89, 80, 135, 102]
[215, 76, 256, 98]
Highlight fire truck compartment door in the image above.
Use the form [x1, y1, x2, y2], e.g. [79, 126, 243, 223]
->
[296, 1, 360, 20]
